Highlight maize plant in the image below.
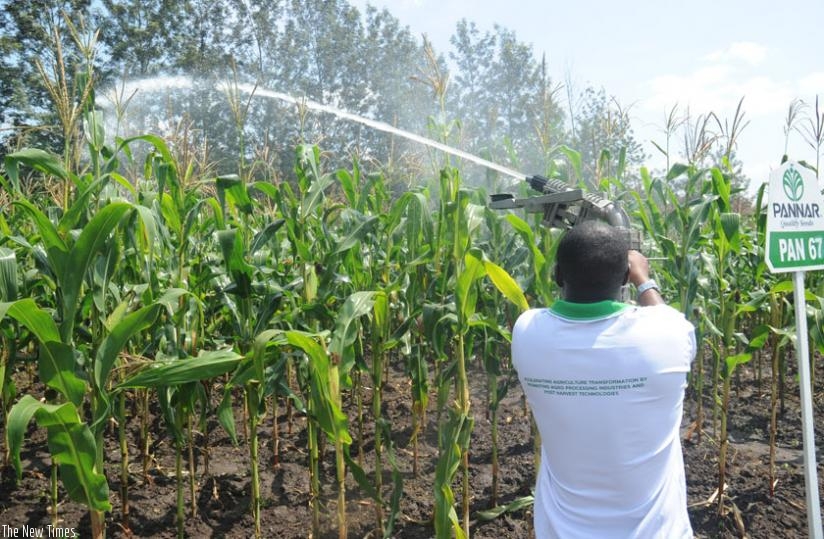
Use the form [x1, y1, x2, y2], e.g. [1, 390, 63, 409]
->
[2, 126, 823, 539]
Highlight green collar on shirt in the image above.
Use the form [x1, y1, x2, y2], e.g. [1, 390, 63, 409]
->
[549, 299, 630, 321]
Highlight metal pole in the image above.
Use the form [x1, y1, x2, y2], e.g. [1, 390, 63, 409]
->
[792, 270, 823, 539]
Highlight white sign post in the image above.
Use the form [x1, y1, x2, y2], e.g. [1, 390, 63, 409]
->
[765, 161, 824, 539]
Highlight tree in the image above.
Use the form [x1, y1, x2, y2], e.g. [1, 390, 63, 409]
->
[448, 19, 496, 150]
[350, 5, 433, 176]
[527, 54, 566, 174]
[447, 21, 565, 181]
[276, 0, 365, 106]
[488, 30, 564, 175]
[570, 86, 645, 186]
[0, 0, 93, 156]
[96, 0, 179, 78]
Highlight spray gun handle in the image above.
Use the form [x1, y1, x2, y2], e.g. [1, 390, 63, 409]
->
[492, 175, 642, 251]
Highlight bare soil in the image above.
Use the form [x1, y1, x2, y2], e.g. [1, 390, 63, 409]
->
[1, 351, 823, 538]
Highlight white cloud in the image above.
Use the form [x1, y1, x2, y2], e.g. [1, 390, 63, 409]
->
[640, 43, 795, 119]
[643, 69, 792, 117]
[704, 41, 768, 66]
[732, 77, 795, 116]
[633, 41, 805, 188]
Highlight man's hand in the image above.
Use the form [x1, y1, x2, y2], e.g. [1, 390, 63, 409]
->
[627, 250, 651, 287]
[628, 250, 664, 306]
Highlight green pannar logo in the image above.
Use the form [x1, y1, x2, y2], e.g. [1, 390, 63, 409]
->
[783, 166, 804, 202]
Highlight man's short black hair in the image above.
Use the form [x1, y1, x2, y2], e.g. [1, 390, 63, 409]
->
[555, 220, 629, 297]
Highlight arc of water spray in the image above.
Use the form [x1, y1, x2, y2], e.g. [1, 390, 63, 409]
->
[228, 83, 529, 182]
[100, 76, 529, 182]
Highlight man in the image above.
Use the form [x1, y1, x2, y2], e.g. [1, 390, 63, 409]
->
[512, 220, 695, 538]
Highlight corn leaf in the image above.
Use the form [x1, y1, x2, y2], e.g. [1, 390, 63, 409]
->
[251, 328, 287, 382]
[457, 249, 487, 324]
[483, 258, 529, 312]
[666, 163, 690, 181]
[159, 192, 182, 233]
[301, 171, 334, 221]
[117, 134, 175, 164]
[40, 341, 87, 407]
[433, 408, 472, 539]
[711, 167, 732, 212]
[724, 352, 752, 377]
[94, 304, 161, 393]
[117, 350, 242, 388]
[57, 178, 107, 234]
[109, 172, 136, 198]
[7, 395, 111, 512]
[336, 169, 358, 207]
[286, 331, 351, 445]
[0, 299, 86, 406]
[251, 181, 278, 199]
[217, 174, 254, 214]
[60, 202, 133, 341]
[476, 495, 534, 521]
[13, 199, 68, 255]
[719, 212, 741, 245]
[4, 148, 70, 192]
[250, 219, 285, 255]
[334, 212, 378, 254]
[217, 388, 239, 445]
[770, 280, 794, 294]
[217, 228, 254, 297]
[558, 145, 582, 181]
[329, 291, 377, 361]
[132, 203, 159, 260]
[505, 213, 546, 269]
[0, 247, 18, 301]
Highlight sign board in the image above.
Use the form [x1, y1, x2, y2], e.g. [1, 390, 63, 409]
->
[766, 162, 824, 272]
[765, 160, 824, 539]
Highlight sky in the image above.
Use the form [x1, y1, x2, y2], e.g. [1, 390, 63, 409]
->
[349, 0, 824, 191]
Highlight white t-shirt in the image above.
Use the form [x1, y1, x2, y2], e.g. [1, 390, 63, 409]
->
[512, 300, 696, 539]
